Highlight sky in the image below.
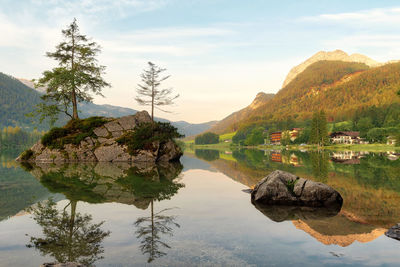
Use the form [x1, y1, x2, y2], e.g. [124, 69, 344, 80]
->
[1, 0, 400, 123]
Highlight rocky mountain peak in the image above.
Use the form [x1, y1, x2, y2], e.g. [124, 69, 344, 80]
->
[282, 50, 381, 88]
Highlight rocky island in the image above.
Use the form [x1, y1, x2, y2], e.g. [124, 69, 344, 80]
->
[251, 170, 343, 209]
[16, 111, 182, 164]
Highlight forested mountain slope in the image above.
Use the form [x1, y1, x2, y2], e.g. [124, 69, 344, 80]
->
[222, 60, 400, 132]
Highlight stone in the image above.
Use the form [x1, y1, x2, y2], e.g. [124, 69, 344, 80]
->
[35, 148, 66, 163]
[94, 144, 126, 162]
[93, 126, 109, 137]
[134, 110, 152, 124]
[385, 223, 400, 241]
[112, 151, 132, 162]
[31, 142, 44, 154]
[116, 115, 136, 130]
[251, 170, 343, 208]
[104, 121, 123, 132]
[157, 140, 183, 162]
[16, 111, 182, 164]
[111, 130, 124, 138]
[98, 137, 109, 144]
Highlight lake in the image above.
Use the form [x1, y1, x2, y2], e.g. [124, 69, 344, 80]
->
[0, 147, 400, 266]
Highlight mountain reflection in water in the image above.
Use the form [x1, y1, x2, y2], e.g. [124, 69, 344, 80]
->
[1, 147, 400, 266]
[187, 148, 400, 247]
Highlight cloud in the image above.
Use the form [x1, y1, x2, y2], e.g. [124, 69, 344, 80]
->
[30, 0, 169, 18]
[301, 7, 400, 25]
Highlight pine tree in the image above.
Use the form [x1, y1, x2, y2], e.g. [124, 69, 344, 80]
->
[319, 110, 329, 145]
[135, 62, 179, 122]
[34, 18, 110, 123]
[310, 110, 328, 146]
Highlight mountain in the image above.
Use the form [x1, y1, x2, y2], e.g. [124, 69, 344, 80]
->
[282, 49, 381, 88]
[17, 78, 47, 93]
[172, 120, 217, 137]
[0, 73, 215, 136]
[208, 92, 275, 134]
[0, 73, 43, 128]
[217, 57, 400, 133]
[246, 60, 400, 123]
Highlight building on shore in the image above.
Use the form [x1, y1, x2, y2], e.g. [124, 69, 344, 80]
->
[330, 131, 368, 144]
[269, 128, 303, 145]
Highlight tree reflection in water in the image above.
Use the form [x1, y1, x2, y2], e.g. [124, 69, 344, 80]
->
[119, 166, 184, 263]
[24, 161, 185, 264]
[135, 204, 179, 263]
[26, 198, 110, 266]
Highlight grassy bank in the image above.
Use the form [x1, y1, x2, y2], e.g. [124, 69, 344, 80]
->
[185, 141, 399, 153]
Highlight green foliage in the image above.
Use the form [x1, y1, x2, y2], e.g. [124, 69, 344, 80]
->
[331, 121, 353, 132]
[310, 110, 329, 146]
[244, 127, 265, 145]
[195, 149, 220, 161]
[20, 149, 34, 161]
[293, 127, 310, 144]
[41, 116, 107, 149]
[26, 199, 110, 266]
[232, 124, 257, 144]
[0, 72, 49, 130]
[286, 178, 299, 193]
[281, 131, 292, 146]
[0, 126, 43, 149]
[35, 18, 110, 122]
[117, 122, 183, 155]
[194, 132, 219, 145]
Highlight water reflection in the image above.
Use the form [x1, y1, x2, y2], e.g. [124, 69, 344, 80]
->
[23, 161, 184, 264]
[188, 148, 400, 247]
[194, 149, 220, 161]
[26, 199, 110, 266]
[135, 206, 179, 263]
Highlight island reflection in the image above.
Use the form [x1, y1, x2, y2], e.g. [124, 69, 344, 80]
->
[24, 161, 184, 265]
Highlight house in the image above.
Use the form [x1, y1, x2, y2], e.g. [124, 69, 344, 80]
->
[270, 131, 282, 145]
[387, 136, 397, 146]
[271, 151, 282, 162]
[330, 131, 362, 144]
[289, 128, 303, 141]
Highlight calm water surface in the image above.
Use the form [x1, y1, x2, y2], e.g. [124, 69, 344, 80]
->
[0, 148, 400, 266]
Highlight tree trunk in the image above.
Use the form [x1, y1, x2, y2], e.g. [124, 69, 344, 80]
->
[68, 200, 77, 262]
[72, 89, 79, 119]
[71, 29, 79, 120]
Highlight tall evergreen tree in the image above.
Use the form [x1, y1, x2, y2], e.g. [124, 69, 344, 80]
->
[34, 18, 110, 123]
[310, 110, 328, 146]
[135, 62, 179, 122]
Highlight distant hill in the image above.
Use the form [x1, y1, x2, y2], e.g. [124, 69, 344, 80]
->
[219, 59, 400, 132]
[0, 72, 215, 136]
[208, 92, 275, 134]
[282, 49, 381, 88]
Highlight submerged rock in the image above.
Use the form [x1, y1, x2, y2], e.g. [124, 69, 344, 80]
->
[16, 111, 182, 163]
[251, 170, 343, 208]
[385, 223, 400, 241]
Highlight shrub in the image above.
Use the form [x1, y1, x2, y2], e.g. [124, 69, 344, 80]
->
[41, 117, 108, 149]
[286, 178, 299, 194]
[195, 132, 219, 145]
[21, 149, 34, 161]
[117, 122, 183, 155]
